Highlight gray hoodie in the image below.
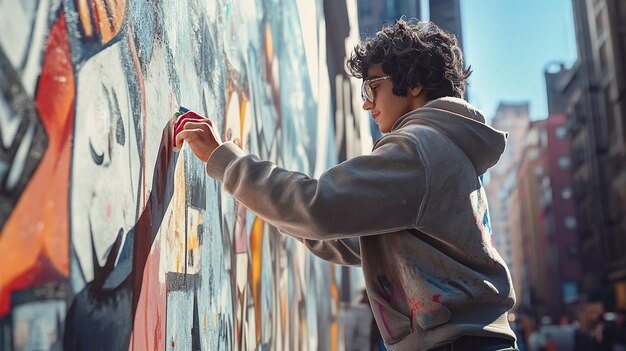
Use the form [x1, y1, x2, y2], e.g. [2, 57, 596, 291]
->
[206, 97, 516, 350]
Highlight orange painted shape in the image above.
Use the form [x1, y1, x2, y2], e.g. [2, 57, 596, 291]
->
[331, 321, 338, 351]
[92, 0, 109, 40]
[280, 289, 287, 336]
[239, 96, 248, 148]
[264, 23, 273, 61]
[95, 0, 126, 43]
[77, 0, 94, 38]
[249, 216, 264, 344]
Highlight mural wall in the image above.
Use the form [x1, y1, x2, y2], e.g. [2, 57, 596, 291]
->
[0, 0, 367, 350]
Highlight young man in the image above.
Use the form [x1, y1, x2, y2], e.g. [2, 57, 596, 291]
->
[175, 19, 517, 351]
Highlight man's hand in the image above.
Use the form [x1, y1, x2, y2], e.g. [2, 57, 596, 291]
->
[173, 109, 222, 163]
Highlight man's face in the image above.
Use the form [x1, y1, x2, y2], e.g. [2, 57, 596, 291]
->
[361, 66, 423, 133]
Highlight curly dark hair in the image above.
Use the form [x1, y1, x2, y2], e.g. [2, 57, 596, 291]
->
[346, 18, 472, 100]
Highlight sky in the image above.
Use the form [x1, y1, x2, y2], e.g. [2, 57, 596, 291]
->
[439, 0, 579, 121]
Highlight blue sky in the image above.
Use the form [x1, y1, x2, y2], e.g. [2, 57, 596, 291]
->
[455, 0, 578, 121]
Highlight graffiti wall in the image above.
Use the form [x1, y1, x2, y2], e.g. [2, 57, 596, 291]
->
[0, 0, 367, 349]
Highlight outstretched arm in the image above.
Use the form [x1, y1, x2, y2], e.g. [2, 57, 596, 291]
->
[174, 109, 427, 240]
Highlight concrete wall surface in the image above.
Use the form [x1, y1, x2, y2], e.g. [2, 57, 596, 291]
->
[0, 0, 367, 349]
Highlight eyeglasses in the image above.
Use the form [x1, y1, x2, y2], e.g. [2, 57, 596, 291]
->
[361, 75, 391, 103]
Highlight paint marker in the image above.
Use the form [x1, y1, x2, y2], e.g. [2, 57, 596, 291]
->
[173, 107, 191, 151]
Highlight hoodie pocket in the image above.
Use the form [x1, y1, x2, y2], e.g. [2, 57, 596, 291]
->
[369, 293, 412, 345]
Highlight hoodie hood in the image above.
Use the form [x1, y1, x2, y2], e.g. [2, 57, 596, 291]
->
[386, 97, 507, 176]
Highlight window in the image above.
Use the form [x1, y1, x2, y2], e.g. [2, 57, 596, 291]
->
[599, 43, 608, 77]
[564, 215, 577, 230]
[561, 186, 573, 200]
[562, 282, 578, 304]
[558, 156, 572, 169]
[555, 126, 568, 139]
[595, 10, 605, 37]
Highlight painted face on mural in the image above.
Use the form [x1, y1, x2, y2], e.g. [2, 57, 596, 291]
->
[70, 42, 141, 287]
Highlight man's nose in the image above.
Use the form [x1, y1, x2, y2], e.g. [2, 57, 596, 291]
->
[362, 99, 374, 111]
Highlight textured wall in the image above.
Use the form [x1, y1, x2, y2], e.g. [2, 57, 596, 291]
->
[0, 0, 367, 349]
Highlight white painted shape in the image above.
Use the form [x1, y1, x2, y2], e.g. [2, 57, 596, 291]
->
[313, 8, 333, 178]
[296, 0, 319, 102]
[21, 0, 50, 96]
[157, 204, 174, 285]
[225, 90, 240, 144]
[345, 0, 373, 154]
[0, 91, 22, 148]
[0, 0, 37, 70]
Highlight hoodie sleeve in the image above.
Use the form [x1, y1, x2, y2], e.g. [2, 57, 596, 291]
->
[293, 236, 362, 266]
[206, 133, 427, 240]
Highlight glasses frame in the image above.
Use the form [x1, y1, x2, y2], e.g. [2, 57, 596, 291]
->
[361, 75, 391, 103]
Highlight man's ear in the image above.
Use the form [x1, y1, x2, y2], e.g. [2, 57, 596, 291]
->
[409, 85, 424, 97]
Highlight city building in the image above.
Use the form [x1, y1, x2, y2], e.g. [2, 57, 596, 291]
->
[516, 120, 550, 319]
[515, 112, 581, 322]
[485, 103, 529, 279]
[563, 0, 626, 311]
[356, 0, 421, 39]
[428, 0, 463, 49]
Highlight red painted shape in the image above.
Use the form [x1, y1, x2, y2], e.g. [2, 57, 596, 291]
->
[36, 13, 75, 142]
[171, 340, 175, 348]
[432, 294, 442, 303]
[90, 0, 101, 37]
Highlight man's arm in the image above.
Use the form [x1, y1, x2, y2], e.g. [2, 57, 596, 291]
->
[173, 109, 427, 241]
[206, 134, 427, 240]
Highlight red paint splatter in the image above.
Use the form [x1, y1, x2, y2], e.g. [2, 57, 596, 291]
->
[378, 303, 395, 338]
[409, 299, 423, 330]
[432, 294, 441, 303]
[171, 340, 175, 348]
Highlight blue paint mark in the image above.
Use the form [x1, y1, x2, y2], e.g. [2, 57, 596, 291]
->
[376, 275, 394, 300]
[179, 106, 190, 113]
[448, 280, 474, 298]
[424, 277, 454, 294]
[420, 314, 434, 326]
[224, 3, 231, 19]
[129, 0, 156, 65]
